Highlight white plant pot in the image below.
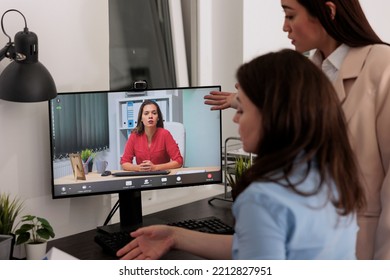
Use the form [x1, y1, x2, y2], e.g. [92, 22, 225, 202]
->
[25, 242, 47, 260]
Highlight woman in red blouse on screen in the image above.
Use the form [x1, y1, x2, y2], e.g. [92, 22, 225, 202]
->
[120, 100, 183, 172]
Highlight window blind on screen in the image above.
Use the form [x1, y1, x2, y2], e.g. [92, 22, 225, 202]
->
[51, 93, 109, 159]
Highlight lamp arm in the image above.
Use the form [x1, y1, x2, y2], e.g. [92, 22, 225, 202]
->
[1, 9, 26, 61]
[0, 42, 15, 61]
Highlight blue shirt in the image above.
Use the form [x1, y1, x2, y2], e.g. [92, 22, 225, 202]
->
[232, 162, 358, 259]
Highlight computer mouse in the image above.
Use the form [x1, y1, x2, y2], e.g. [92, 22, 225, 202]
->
[101, 170, 111, 177]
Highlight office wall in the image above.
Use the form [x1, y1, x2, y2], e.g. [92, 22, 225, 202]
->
[1, 0, 390, 243]
[195, 0, 293, 142]
[0, 0, 110, 240]
[198, 0, 390, 141]
[196, 0, 244, 143]
[360, 0, 390, 42]
[242, 0, 390, 62]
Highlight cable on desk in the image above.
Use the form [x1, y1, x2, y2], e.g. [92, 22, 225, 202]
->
[208, 196, 233, 204]
[103, 199, 119, 226]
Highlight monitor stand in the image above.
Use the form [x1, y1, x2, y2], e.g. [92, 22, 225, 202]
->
[97, 191, 143, 234]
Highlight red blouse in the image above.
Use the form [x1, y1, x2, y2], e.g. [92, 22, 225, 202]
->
[120, 128, 183, 166]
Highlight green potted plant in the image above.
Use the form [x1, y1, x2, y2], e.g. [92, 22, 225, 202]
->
[226, 156, 252, 190]
[0, 193, 23, 259]
[80, 148, 95, 172]
[15, 215, 55, 260]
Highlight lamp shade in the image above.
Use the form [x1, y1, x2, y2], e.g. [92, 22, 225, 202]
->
[0, 60, 57, 102]
[0, 27, 57, 102]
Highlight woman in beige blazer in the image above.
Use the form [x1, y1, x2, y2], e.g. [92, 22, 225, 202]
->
[333, 44, 390, 260]
[205, 0, 390, 259]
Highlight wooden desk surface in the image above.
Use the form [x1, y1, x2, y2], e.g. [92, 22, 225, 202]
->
[47, 194, 234, 260]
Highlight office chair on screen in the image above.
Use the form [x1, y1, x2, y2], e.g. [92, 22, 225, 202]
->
[164, 121, 185, 166]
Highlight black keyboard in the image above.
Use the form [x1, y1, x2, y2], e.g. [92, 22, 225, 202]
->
[94, 231, 133, 257]
[167, 216, 234, 234]
[111, 170, 170, 177]
[94, 216, 234, 257]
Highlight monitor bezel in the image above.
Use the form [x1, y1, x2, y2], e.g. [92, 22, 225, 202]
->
[48, 85, 223, 200]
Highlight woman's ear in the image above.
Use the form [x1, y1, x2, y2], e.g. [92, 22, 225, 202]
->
[325, 1, 336, 20]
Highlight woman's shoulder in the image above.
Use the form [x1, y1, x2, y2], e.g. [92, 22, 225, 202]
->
[361, 44, 390, 63]
[130, 130, 142, 138]
[371, 43, 390, 51]
[369, 44, 390, 58]
[235, 181, 290, 206]
[234, 165, 327, 207]
[156, 127, 173, 137]
[346, 44, 390, 81]
[232, 181, 295, 220]
[349, 44, 390, 59]
[157, 127, 168, 132]
[363, 44, 390, 82]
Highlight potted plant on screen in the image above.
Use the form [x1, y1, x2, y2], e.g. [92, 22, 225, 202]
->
[81, 148, 96, 173]
[0, 193, 23, 259]
[15, 215, 55, 260]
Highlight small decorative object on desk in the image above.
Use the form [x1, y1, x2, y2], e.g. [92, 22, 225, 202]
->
[69, 153, 86, 180]
[81, 148, 96, 173]
[95, 160, 108, 174]
[15, 215, 55, 260]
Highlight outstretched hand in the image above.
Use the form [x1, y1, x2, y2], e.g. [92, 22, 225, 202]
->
[204, 91, 238, 110]
[116, 225, 175, 260]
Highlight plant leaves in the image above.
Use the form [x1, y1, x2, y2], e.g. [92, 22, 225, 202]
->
[37, 217, 49, 227]
[226, 156, 251, 188]
[16, 232, 30, 245]
[15, 224, 34, 234]
[14, 215, 55, 244]
[21, 215, 35, 222]
[0, 193, 24, 234]
[36, 228, 51, 240]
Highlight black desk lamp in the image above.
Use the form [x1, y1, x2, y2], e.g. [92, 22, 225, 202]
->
[0, 9, 56, 102]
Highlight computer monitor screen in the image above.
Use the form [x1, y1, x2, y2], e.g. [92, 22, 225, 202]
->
[49, 86, 222, 231]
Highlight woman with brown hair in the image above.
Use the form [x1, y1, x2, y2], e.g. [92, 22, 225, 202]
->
[120, 100, 183, 172]
[205, 0, 390, 259]
[117, 50, 365, 260]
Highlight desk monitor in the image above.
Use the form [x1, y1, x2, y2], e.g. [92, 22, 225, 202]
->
[49, 86, 222, 232]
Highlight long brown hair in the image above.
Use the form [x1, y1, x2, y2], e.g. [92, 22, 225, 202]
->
[233, 49, 365, 215]
[298, 0, 389, 47]
[133, 100, 164, 134]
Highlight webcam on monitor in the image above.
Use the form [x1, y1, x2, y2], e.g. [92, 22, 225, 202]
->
[130, 80, 148, 91]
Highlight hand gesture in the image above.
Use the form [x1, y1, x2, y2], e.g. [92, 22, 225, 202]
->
[204, 85, 238, 110]
[117, 225, 175, 260]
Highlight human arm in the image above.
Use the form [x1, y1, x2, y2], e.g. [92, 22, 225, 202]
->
[372, 47, 390, 259]
[121, 162, 141, 171]
[138, 159, 181, 171]
[122, 159, 180, 172]
[120, 133, 140, 171]
[162, 129, 183, 169]
[117, 225, 233, 260]
[204, 90, 238, 110]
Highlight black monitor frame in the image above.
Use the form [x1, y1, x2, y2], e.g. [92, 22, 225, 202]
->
[48, 86, 223, 232]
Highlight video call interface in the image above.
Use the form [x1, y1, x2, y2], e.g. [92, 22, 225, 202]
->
[49, 86, 222, 198]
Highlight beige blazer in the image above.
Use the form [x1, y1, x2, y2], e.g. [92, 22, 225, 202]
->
[334, 44, 390, 259]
